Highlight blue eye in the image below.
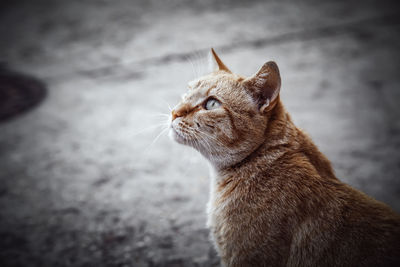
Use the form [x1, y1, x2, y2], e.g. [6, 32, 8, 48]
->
[205, 98, 221, 110]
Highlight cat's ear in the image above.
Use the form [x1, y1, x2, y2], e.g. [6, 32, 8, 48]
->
[243, 61, 281, 113]
[209, 48, 231, 73]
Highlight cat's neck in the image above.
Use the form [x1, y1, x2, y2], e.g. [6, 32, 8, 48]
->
[211, 100, 336, 183]
[212, 101, 296, 179]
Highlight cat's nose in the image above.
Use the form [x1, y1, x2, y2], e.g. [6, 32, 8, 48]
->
[171, 109, 184, 121]
[171, 110, 178, 121]
[171, 104, 190, 120]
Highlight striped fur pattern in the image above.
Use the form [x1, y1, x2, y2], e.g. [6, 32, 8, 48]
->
[169, 49, 400, 267]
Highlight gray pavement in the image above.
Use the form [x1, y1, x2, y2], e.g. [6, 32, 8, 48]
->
[0, 0, 399, 266]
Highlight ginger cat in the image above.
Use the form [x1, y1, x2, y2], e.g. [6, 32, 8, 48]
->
[169, 49, 400, 267]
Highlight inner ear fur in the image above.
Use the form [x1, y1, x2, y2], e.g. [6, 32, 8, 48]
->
[243, 61, 281, 113]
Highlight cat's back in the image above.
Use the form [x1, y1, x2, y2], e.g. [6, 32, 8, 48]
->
[271, 143, 400, 267]
[326, 185, 400, 267]
[275, 137, 400, 266]
[209, 138, 400, 267]
[287, 183, 400, 267]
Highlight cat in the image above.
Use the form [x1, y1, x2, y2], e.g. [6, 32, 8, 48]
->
[169, 48, 400, 267]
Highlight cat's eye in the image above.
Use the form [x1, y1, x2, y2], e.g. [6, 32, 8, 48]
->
[204, 98, 221, 110]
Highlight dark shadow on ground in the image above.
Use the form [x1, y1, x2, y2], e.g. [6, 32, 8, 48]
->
[0, 65, 47, 122]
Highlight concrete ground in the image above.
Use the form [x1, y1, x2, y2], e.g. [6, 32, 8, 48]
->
[0, 0, 399, 266]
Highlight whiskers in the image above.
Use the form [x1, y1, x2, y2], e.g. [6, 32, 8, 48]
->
[141, 116, 170, 153]
[128, 107, 172, 156]
[130, 115, 170, 137]
[184, 50, 209, 80]
[147, 126, 170, 150]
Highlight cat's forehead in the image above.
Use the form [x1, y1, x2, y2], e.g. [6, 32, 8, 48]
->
[186, 73, 240, 97]
[187, 75, 217, 90]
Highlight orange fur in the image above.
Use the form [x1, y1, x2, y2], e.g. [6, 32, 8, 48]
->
[170, 49, 400, 267]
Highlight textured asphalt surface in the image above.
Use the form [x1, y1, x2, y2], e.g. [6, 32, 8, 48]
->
[0, 0, 399, 266]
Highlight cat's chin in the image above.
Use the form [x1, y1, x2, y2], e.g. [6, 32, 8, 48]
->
[169, 127, 188, 145]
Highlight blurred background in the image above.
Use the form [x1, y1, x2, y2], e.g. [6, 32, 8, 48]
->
[0, 0, 399, 266]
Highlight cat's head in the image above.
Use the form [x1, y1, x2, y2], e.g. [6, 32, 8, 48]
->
[169, 48, 281, 169]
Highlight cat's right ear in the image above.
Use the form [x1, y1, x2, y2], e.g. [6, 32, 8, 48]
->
[209, 48, 231, 73]
[243, 61, 281, 113]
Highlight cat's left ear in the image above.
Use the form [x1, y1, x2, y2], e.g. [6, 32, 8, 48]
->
[209, 48, 231, 73]
[243, 61, 281, 113]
